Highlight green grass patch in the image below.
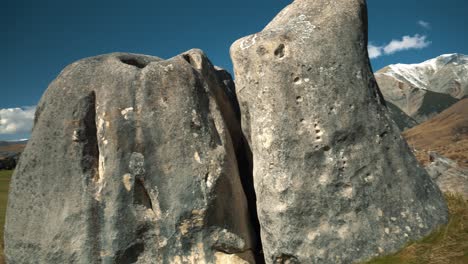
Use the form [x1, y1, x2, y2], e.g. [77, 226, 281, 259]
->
[362, 193, 468, 264]
[0, 170, 13, 264]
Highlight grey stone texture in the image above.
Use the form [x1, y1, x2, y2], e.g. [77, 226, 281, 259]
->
[5, 51, 256, 263]
[230, 0, 448, 263]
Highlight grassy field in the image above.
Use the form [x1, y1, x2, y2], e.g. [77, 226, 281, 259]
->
[363, 193, 468, 264]
[0, 170, 12, 264]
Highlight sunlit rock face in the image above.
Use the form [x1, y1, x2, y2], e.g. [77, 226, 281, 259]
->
[230, 0, 448, 263]
[5, 50, 256, 263]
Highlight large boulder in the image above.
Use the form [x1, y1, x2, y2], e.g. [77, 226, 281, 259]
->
[5, 51, 256, 263]
[230, 0, 448, 263]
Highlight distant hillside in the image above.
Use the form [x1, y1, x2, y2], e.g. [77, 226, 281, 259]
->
[403, 98, 468, 167]
[0, 140, 27, 159]
[376, 53, 468, 129]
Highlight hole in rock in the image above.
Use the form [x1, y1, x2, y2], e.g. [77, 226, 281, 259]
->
[274, 44, 285, 58]
[323, 145, 331, 151]
[182, 54, 192, 64]
[293, 77, 300, 83]
[120, 57, 148, 69]
[182, 53, 203, 70]
[379, 131, 388, 138]
[114, 241, 145, 264]
[133, 179, 153, 210]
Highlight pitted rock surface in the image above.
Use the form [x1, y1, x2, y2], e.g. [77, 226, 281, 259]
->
[230, 0, 448, 263]
[5, 51, 256, 263]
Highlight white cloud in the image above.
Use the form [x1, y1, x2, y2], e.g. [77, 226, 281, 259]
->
[383, 34, 431, 54]
[368, 34, 431, 59]
[418, 20, 431, 29]
[368, 44, 383, 59]
[0, 106, 36, 135]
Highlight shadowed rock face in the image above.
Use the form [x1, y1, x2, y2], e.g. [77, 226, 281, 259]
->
[386, 102, 418, 131]
[230, 0, 448, 263]
[5, 51, 256, 263]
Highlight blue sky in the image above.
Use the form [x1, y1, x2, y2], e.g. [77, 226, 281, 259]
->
[1, 0, 468, 140]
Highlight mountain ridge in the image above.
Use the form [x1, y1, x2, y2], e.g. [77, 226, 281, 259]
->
[376, 53, 468, 128]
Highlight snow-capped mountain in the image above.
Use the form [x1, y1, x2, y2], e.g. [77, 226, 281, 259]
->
[375, 54, 468, 127]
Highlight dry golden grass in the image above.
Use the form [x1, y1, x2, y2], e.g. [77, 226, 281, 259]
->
[362, 193, 468, 264]
[403, 99, 468, 167]
[409, 138, 468, 167]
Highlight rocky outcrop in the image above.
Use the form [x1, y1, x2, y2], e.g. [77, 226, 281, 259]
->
[5, 51, 257, 263]
[426, 152, 468, 199]
[230, 0, 448, 263]
[375, 53, 468, 125]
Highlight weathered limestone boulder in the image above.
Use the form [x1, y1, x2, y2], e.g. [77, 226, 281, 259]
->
[5, 50, 256, 263]
[426, 152, 468, 199]
[230, 0, 448, 263]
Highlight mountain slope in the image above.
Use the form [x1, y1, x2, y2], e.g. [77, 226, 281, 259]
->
[403, 98, 468, 167]
[376, 54, 468, 126]
[0, 140, 27, 159]
[378, 53, 468, 98]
